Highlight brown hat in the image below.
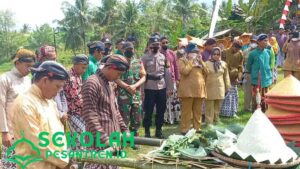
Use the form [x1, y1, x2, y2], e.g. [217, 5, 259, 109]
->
[12, 49, 36, 63]
[241, 32, 253, 37]
[177, 38, 188, 47]
[189, 37, 204, 47]
[266, 75, 300, 98]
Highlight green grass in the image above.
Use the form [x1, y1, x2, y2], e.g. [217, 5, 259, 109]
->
[0, 62, 13, 74]
[122, 69, 286, 168]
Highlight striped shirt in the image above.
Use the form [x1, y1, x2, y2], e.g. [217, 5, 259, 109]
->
[81, 69, 129, 146]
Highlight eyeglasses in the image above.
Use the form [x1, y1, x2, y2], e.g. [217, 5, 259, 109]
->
[162, 41, 169, 44]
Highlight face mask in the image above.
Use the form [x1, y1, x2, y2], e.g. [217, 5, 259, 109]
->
[124, 50, 134, 58]
[104, 48, 110, 55]
[250, 43, 257, 48]
[151, 47, 159, 53]
[188, 53, 197, 59]
[162, 45, 168, 50]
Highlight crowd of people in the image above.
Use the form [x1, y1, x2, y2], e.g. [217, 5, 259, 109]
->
[1, 28, 300, 169]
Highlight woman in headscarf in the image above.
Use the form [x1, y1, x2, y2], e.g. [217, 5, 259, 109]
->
[269, 36, 279, 83]
[205, 47, 231, 127]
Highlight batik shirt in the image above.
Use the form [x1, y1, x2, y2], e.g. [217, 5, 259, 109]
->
[63, 68, 83, 115]
[81, 69, 129, 146]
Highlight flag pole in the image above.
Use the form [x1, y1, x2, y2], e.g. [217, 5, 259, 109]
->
[209, 0, 221, 38]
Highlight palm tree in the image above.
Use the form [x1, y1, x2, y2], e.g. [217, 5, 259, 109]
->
[60, 25, 83, 55]
[21, 24, 31, 34]
[111, 0, 140, 38]
[238, 0, 286, 32]
[61, 0, 92, 53]
[28, 24, 54, 49]
[172, 0, 208, 31]
[94, 0, 118, 26]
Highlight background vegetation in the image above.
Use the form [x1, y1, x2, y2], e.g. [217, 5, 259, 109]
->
[0, 0, 295, 65]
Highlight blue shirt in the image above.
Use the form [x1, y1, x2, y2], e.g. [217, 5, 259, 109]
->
[246, 48, 274, 88]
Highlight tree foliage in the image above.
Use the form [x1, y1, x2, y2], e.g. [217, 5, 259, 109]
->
[0, 0, 295, 62]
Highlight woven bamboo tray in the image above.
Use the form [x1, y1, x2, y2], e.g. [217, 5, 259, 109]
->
[211, 151, 300, 169]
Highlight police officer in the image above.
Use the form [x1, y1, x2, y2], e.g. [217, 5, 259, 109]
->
[142, 35, 174, 138]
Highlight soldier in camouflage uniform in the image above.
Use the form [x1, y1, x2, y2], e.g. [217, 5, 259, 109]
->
[116, 42, 146, 137]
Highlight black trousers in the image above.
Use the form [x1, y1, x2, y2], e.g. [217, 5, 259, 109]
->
[143, 88, 167, 130]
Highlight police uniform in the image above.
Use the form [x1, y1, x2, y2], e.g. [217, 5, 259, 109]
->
[142, 36, 174, 138]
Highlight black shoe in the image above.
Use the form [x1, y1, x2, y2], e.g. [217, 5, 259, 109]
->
[155, 130, 165, 139]
[196, 130, 202, 134]
[145, 128, 151, 138]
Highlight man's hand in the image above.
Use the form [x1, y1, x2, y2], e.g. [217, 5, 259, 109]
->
[62, 162, 72, 169]
[126, 85, 137, 95]
[61, 113, 68, 122]
[104, 140, 121, 153]
[2, 132, 13, 147]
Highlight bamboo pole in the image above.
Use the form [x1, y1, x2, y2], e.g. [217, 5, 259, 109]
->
[78, 157, 201, 169]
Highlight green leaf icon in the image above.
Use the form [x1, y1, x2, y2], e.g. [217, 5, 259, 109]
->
[6, 132, 43, 169]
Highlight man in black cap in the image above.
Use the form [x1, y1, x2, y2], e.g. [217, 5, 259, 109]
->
[82, 54, 130, 169]
[12, 61, 70, 169]
[114, 38, 125, 55]
[246, 33, 274, 112]
[127, 35, 137, 47]
[82, 41, 105, 81]
[63, 55, 88, 151]
[101, 37, 113, 56]
[142, 35, 174, 138]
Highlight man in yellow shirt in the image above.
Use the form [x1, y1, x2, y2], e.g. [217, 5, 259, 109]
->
[12, 61, 70, 169]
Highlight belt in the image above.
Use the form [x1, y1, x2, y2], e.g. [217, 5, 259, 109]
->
[146, 74, 164, 81]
